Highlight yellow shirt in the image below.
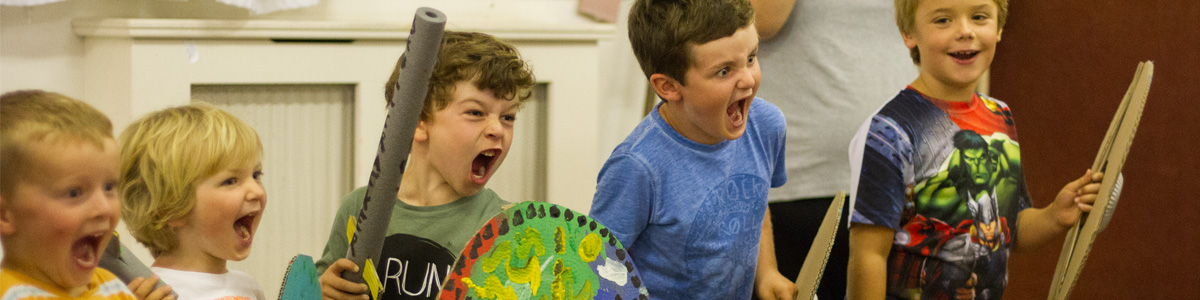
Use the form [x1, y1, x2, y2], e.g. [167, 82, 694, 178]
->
[0, 268, 137, 300]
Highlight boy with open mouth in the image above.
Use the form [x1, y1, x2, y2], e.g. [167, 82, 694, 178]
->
[1, 90, 140, 299]
[120, 103, 268, 300]
[315, 31, 536, 300]
[847, 0, 1104, 298]
[588, 0, 794, 299]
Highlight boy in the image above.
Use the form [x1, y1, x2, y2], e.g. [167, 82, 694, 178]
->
[120, 103, 267, 300]
[846, 0, 1103, 298]
[315, 31, 535, 300]
[0, 90, 138, 299]
[588, 0, 794, 299]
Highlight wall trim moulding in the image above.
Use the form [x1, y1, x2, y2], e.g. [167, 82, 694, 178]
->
[72, 18, 615, 42]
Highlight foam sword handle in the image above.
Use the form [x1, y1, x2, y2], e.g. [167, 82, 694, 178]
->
[341, 7, 446, 286]
[98, 232, 177, 297]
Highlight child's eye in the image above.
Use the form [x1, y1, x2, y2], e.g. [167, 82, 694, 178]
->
[67, 188, 82, 198]
[717, 68, 730, 77]
[253, 171, 264, 181]
[934, 17, 950, 24]
[973, 14, 989, 21]
[103, 182, 116, 192]
[466, 110, 484, 117]
[747, 54, 757, 64]
[222, 177, 238, 186]
[502, 114, 517, 122]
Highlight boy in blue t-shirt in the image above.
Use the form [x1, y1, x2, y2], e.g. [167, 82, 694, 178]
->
[846, 0, 1104, 299]
[588, 0, 794, 299]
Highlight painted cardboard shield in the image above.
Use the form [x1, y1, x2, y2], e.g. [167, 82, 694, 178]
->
[439, 201, 649, 300]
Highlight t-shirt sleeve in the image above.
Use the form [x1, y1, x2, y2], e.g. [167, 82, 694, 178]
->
[850, 114, 912, 231]
[315, 188, 365, 274]
[589, 154, 654, 249]
[762, 100, 788, 188]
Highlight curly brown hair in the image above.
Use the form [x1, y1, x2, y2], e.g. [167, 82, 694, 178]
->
[385, 31, 536, 121]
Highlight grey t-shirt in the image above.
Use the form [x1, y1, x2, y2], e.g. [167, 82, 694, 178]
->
[315, 186, 508, 299]
[758, 0, 919, 201]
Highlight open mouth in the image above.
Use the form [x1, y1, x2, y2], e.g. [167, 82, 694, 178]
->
[949, 50, 980, 62]
[71, 232, 105, 269]
[727, 98, 750, 127]
[471, 149, 500, 184]
[234, 213, 257, 244]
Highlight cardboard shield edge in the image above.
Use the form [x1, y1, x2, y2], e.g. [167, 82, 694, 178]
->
[793, 191, 846, 300]
[1048, 61, 1153, 300]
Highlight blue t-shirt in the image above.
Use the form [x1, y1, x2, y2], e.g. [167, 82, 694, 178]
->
[848, 88, 1032, 299]
[590, 98, 787, 300]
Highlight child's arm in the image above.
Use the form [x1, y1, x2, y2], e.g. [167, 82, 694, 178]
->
[127, 276, 175, 300]
[748, 0, 797, 40]
[314, 189, 370, 300]
[847, 224, 894, 300]
[319, 259, 369, 300]
[589, 155, 654, 248]
[755, 208, 797, 300]
[1013, 170, 1103, 252]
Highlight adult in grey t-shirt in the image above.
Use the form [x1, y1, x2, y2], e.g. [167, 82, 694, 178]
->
[751, 0, 917, 299]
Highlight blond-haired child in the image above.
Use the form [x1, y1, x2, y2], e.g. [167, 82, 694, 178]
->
[0, 90, 138, 299]
[120, 103, 267, 300]
[846, 0, 1103, 298]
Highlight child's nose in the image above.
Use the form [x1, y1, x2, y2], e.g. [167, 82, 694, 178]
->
[485, 118, 506, 139]
[736, 67, 756, 89]
[89, 190, 120, 220]
[957, 21, 976, 40]
[246, 181, 266, 202]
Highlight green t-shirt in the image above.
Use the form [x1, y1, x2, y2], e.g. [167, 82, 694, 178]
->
[315, 186, 508, 299]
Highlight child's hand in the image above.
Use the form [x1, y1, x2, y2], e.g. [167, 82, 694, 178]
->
[1051, 169, 1104, 227]
[319, 258, 369, 300]
[753, 270, 797, 300]
[128, 276, 175, 300]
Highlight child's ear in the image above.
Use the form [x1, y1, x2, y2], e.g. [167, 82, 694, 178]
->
[414, 120, 429, 142]
[996, 29, 1003, 42]
[649, 73, 683, 103]
[901, 30, 918, 51]
[0, 196, 15, 235]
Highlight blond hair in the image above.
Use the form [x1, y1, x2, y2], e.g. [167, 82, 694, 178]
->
[119, 103, 262, 256]
[385, 31, 536, 122]
[895, 0, 1008, 63]
[1, 90, 113, 199]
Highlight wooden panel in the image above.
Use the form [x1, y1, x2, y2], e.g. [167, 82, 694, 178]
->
[988, 1, 1200, 299]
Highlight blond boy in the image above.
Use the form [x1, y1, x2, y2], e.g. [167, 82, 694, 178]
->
[846, 0, 1103, 298]
[120, 104, 267, 300]
[587, 0, 795, 299]
[315, 31, 535, 300]
[0, 90, 138, 299]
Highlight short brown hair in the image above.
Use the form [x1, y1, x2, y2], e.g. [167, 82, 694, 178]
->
[0, 90, 113, 199]
[628, 0, 755, 85]
[385, 31, 536, 121]
[895, 0, 1008, 64]
[119, 103, 262, 256]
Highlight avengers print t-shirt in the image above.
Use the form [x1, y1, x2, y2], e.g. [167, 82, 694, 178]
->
[848, 87, 1032, 299]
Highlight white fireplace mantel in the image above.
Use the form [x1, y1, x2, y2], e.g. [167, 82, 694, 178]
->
[72, 17, 615, 42]
[75, 18, 612, 213]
